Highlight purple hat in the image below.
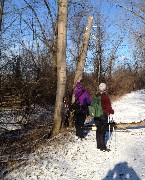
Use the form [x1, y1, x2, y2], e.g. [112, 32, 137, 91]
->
[76, 82, 83, 89]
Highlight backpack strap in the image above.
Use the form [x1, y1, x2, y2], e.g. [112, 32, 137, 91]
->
[70, 90, 85, 111]
[75, 89, 85, 104]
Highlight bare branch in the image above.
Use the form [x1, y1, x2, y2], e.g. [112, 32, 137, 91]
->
[2, 17, 17, 34]
[23, 0, 50, 47]
[107, 0, 145, 21]
[43, 0, 56, 33]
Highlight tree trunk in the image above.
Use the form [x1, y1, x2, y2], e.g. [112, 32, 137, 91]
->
[69, 16, 93, 127]
[0, 0, 5, 57]
[73, 16, 93, 88]
[0, 0, 5, 31]
[51, 0, 68, 137]
[97, 25, 102, 89]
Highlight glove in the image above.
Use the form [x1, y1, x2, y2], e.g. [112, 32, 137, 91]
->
[110, 109, 114, 114]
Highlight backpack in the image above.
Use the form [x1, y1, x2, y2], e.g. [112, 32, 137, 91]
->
[88, 95, 103, 117]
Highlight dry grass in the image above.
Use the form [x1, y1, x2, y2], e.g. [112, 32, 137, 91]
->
[0, 123, 52, 178]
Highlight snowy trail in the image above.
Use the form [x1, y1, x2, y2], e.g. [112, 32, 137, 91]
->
[3, 89, 145, 180]
[112, 90, 145, 123]
[6, 128, 145, 180]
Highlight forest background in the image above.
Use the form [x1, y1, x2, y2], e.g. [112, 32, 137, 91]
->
[0, 0, 145, 136]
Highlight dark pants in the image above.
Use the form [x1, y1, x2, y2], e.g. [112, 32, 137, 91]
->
[64, 109, 70, 127]
[94, 113, 108, 150]
[74, 111, 86, 138]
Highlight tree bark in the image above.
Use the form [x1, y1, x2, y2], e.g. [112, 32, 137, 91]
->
[0, 0, 5, 31]
[97, 25, 101, 89]
[69, 16, 93, 127]
[51, 0, 68, 137]
[0, 0, 5, 57]
[73, 16, 93, 88]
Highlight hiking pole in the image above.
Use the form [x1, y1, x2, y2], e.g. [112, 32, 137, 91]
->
[110, 116, 117, 151]
[115, 126, 117, 150]
[113, 117, 117, 150]
[108, 115, 111, 148]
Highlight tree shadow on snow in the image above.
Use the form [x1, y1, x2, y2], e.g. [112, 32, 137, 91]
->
[127, 125, 145, 130]
[83, 128, 90, 137]
[105, 124, 145, 145]
[105, 126, 115, 145]
[103, 161, 141, 180]
[83, 118, 94, 137]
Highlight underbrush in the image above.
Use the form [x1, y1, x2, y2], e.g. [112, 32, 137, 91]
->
[0, 123, 50, 177]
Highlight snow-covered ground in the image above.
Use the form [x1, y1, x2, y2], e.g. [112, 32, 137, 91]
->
[3, 90, 145, 180]
[112, 89, 145, 123]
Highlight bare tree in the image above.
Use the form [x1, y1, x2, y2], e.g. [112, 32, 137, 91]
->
[107, 39, 123, 81]
[68, 16, 93, 127]
[89, 15, 104, 89]
[73, 16, 93, 87]
[51, 0, 68, 136]
[0, 0, 5, 31]
[96, 24, 102, 88]
[0, 0, 5, 56]
[108, 0, 145, 21]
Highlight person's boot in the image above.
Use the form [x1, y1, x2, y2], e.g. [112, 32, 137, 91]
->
[100, 148, 111, 152]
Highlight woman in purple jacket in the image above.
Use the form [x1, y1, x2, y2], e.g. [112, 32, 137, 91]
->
[73, 82, 91, 139]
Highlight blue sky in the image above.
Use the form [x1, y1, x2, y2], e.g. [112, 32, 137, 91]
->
[2, 0, 143, 69]
[90, 0, 141, 66]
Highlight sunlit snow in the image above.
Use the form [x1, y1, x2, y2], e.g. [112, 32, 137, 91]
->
[4, 90, 145, 180]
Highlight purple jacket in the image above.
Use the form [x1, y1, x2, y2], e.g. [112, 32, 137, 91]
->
[73, 82, 91, 105]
